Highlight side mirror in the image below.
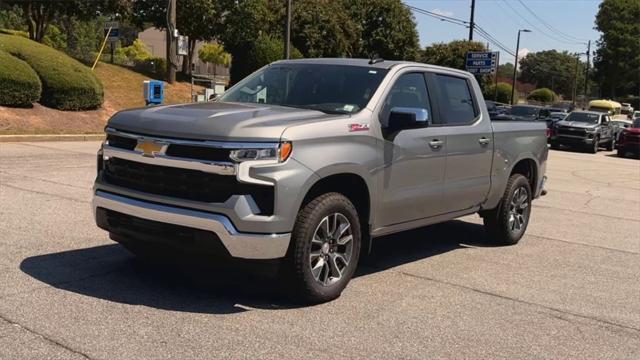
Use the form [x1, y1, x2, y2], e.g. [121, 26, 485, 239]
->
[388, 107, 429, 130]
[209, 93, 222, 102]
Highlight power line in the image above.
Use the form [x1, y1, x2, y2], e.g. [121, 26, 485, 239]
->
[516, 0, 589, 43]
[407, 5, 515, 57]
[500, 0, 586, 46]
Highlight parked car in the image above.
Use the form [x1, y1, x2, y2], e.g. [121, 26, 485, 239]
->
[93, 58, 548, 302]
[620, 102, 634, 116]
[494, 104, 550, 121]
[550, 111, 615, 153]
[617, 119, 640, 158]
[610, 119, 633, 146]
[544, 112, 568, 143]
[632, 111, 640, 120]
[485, 100, 510, 119]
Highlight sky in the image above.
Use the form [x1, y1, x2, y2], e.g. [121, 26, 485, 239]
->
[403, 0, 602, 65]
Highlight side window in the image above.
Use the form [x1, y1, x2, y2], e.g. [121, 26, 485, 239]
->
[380, 73, 431, 128]
[433, 74, 477, 125]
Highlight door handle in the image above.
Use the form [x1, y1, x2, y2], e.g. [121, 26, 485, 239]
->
[478, 137, 491, 145]
[428, 139, 444, 149]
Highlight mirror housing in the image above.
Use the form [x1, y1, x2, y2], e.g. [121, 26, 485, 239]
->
[388, 107, 429, 130]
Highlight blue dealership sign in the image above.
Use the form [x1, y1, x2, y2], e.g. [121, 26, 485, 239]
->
[466, 51, 499, 75]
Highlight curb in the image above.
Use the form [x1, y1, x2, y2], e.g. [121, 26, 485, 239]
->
[0, 134, 105, 143]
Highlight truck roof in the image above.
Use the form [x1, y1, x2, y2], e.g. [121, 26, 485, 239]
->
[271, 58, 471, 76]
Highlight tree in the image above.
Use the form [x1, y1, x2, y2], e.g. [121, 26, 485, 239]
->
[343, 0, 420, 60]
[497, 63, 516, 79]
[132, 0, 222, 75]
[198, 43, 231, 80]
[527, 88, 557, 103]
[289, 0, 359, 58]
[483, 82, 516, 104]
[1, 1, 128, 42]
[593, 0, 640, 98]
[421, 40, 487, 70]
[518, 50, 585, 99]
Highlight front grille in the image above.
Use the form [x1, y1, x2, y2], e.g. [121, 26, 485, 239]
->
[557, 127, 586, 137]
[165, 144, 231, 161]
[107, 134, 137, 150]
[103, 158, 274, 215]
[106, 133, 232, 162]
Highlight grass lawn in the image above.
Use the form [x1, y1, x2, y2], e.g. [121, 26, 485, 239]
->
[0, 62, 197, 135]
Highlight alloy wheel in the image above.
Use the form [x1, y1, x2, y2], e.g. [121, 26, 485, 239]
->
[508, 186, 529, 234]
[309, 213, 353, 286]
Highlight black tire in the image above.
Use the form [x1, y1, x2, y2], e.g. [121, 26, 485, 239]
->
[549, 141, 559, 150]
[617, 149, 625, 158]
[482, 174, 532, 245]
[605, 138, 614, 151]
[287, 192, 361, 303]
[589, 137, 599, 153]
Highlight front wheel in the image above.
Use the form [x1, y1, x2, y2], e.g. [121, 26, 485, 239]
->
[287, 193, 361, 303]
[482, 174, 532, 245]
[589, 137, 599, 153]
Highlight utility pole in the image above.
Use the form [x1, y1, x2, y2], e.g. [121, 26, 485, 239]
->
[572, 53, 579, 106]
[166, 0, 177, 84]
[468, 0, 476, 41]
[511, 29, 531, 105]
[583, 40, 591, 100]
[284, 0, 292, 59]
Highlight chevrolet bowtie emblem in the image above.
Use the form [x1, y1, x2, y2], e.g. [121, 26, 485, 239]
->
[135, 140, 165, 157]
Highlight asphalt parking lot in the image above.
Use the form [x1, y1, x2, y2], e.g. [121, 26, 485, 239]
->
[0, 141, 638, 359]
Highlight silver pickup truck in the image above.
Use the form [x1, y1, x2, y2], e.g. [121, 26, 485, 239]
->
[93, 58, 548, 302]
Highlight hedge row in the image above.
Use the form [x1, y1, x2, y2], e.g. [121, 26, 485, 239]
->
[0, 49, 42, 107]
[0, 34, 103, 110]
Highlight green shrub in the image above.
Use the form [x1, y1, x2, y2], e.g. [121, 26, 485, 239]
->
[230, 34, 303, 84]
[527, 88, 556, 103]
[0, 28, 28, 38]
[116, 39, 152, 63]
[0, 33, 103, 110]
[0, 50, 42, 107]
[483, 82, 516, 104]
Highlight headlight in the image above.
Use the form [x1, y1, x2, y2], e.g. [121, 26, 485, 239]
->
[229, 142, 292, 163]
[585, 128, 597, 132]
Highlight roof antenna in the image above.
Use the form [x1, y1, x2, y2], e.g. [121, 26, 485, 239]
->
[369, 53, 384, 65]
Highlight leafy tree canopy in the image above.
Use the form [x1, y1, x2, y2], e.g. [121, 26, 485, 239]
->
[593, 0, 640, 98]
[518, 50, 585, 98]
[343, 0, 420, 60]
[421, 40, 487, 70]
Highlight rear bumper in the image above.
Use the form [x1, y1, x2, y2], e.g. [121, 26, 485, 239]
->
[92, 191, 291, 259]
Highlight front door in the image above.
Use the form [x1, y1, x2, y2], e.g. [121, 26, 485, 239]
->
[376, 72, 447, 226]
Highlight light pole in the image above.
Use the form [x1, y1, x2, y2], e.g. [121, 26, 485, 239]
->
[511, 29, 531, 105]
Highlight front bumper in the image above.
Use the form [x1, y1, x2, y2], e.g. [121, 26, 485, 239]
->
[93, 191, 291, 259]
[553, 135, 595, 146]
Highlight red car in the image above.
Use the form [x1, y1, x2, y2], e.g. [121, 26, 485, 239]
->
[617, 119, 640, 158]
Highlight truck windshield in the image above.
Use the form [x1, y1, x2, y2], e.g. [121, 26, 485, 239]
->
[220, 64, 389, 114]
[566, 112, 599, 123]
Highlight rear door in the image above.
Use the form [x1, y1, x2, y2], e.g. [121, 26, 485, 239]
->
[376, 71, 448, 226]
[428, 73, 493, 213]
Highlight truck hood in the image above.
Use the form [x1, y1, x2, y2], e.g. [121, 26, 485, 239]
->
[555, 120, 597, 129]
[107, 101, 346, 142]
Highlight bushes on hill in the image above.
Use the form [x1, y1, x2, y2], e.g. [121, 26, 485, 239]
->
[0, 34, 103, 110]
[0, 50, 42, 107]
[483, 82, 516, 104]
[527, 88, 557, 103]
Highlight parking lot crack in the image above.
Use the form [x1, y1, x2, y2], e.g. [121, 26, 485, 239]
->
[395, 270, 640, 334]
[0, 313, 95, 359]
[1, 183, 89, 204]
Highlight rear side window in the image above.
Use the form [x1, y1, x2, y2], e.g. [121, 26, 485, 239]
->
[433, 74, 477, 125]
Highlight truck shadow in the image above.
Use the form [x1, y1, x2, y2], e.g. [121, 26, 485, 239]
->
[20, 220, 492, 314]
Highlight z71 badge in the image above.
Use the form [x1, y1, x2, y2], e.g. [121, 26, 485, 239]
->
[348, 123, 370, 132]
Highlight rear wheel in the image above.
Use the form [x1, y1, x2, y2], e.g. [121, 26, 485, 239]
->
[482, 174, 532, 245]
[605, 138, 615, 151]
[287, 193, 361, 303]
[617, 148, 626, 158]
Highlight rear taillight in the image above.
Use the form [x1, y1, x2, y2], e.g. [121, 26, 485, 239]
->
[546, 128, 555, 138]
